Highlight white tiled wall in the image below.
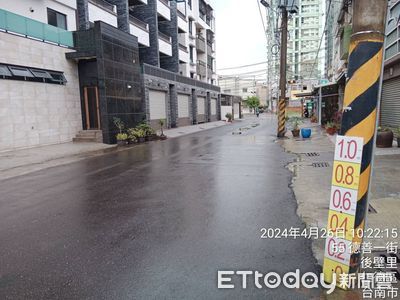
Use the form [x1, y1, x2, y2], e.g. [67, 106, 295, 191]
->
[0, 32, 82, 151]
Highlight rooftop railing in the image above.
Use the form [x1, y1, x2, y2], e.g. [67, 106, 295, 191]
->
[0, 8, 73, 47]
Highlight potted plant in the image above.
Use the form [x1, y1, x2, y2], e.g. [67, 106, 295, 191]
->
[113, 117, 127, 145]
[135, 129, 146, 143]
[310, 115, 318, 123]
[116, 133, 128, 146]
[127, 128, 138, 144]
[136, 123, 156, 141]
[159, 119, 167, 140]
[325, 122, 337, 135]
[289, 117, 302, 137]
[376, 127, 393, 148]
[225, 113, 233, 122]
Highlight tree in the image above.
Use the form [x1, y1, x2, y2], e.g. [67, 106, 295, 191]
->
[245, 96, 260, 113]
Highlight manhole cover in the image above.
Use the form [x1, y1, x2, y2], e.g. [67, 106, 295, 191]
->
[305, 152, 320, 157]
[312, 162, 330, 168]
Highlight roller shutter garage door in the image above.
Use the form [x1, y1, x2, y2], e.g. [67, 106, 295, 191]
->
[197, 96, 206, 122]
[149, 90, 167, 120]
[381, 78, 400, 128]
[234, 103, 240, 119]
[178, 94, 190, 118]
[211, 98, 217, 115]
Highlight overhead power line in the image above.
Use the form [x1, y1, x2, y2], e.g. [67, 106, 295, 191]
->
[217, 61, 268, 71]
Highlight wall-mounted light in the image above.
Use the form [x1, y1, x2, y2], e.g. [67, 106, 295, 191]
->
[29, 7, 34, 12]
[127, 84, 132, 89]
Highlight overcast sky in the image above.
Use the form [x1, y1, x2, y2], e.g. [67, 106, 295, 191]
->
[212, 0, 268, 74]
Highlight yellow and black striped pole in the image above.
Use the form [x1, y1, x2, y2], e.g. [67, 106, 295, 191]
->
[339, 0, 387, 272]
[277, 6, 288, 138]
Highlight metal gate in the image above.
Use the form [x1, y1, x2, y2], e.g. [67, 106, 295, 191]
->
[381, 78, 400, 128]
[197, 96, 206, 123]
[149, 90, 167, 121]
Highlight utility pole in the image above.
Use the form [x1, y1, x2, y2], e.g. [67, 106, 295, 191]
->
[323, 0, 388, 284]
[342, 0, 388, 274]
[277, 6, 288, 138]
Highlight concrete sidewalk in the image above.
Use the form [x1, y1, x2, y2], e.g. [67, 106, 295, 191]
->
[163, 120, 228, 138]
[0, 120, 228, 181]
[0, 142, 117, 181]
[278, 123, 400, 265]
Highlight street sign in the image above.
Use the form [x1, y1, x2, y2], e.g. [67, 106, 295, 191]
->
[323, 135, 364, 288]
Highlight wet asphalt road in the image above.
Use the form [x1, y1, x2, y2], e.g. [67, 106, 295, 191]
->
[0, 115, 321, 299]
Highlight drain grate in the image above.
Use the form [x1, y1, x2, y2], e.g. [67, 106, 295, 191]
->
[305, 152, 320, 157]
[312, 162, 330, 168]
[368, 204, 378, 214]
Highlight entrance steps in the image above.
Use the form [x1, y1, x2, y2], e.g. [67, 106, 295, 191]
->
[73, 130, 103, 143]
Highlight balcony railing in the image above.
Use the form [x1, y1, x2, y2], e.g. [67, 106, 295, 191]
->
[197, 60, 207, 76]
[158, 31, 171, 43]
[159, 0, 170, 7]
[142, 63, 220, 92]
[179, 43, 187, 52]
[196, 36, 206, 53]
[177, 10, 186, 20]
[89, 0, 115, 13]
[129, 15, 148, 31]
[0, 8, 73, 47]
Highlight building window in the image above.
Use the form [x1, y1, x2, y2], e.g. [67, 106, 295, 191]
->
[242, 88, 248, 93]
[189, 20, 193, 35]
[47, 8, 67, 30]
[190, 72, 195, 78]
[0, 63, 67, 84]
[188, 0, 192, 10]
[189, 46, 194, 63]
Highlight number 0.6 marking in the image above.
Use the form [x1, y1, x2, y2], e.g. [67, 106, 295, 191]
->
[329, 187, 357, 215]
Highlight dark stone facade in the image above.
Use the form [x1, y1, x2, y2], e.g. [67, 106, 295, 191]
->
[77, 0, 89, 30]
[159, 1, 179, 73]
[67, 21, 145, 144]
[132, 0, 160, 66]
[116, 0, 130, 33]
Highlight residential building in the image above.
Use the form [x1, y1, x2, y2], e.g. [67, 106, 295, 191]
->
[381, 0, 400, 128]
[0, 0, 220, 151]
[218, 76, 268, 106]
[287, 0, 326, 82]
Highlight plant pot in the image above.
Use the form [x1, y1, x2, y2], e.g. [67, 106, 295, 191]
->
[117, 140, 127, 146]
[138, 137, 145, 143]
[376, 130, 393, 148]
[291, 129, 300, 137]
[301, 128, 312, 139]
[148, 134, 158, 141]
[326, 127, 337, 135]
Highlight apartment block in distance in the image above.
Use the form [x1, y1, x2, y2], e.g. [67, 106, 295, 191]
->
[0, 0, 220, 150]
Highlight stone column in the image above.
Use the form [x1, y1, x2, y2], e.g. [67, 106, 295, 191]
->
[169, 84, 178, 128]
[192, 89, 197, 124]
[133, 0, 160, 66]
[116, 0, 130, 33]
[206, 91, 211, 122]
[165, 0, 179, 73]
[77, 0, 90, 30]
